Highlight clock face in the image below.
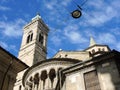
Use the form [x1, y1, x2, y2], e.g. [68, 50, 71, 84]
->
[71, 9, 82, 18]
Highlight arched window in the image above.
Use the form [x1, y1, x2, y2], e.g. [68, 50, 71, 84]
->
[26, 31, 33, 44]
[102, 48, 105, 51]
[41, 70, 47, 81]
[92, 49, 95, 53]
[40, 70, 48, 89]
[98, 48, 101, 51]
[29, 76, 33, 82]
[34, 73, 39, 85]
[39, 33, 44, 45]
[27, 35, 30, 43]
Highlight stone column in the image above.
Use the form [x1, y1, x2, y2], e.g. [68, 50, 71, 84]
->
[53, 68, 57, 88]
[38, 79, 41, 90]
[43, 34, 46, 47]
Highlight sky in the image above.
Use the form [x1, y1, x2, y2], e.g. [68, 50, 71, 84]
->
[0, 0, 120, 58]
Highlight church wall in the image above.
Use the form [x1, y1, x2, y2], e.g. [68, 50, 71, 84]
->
[97, 60, 120, 90]
[63, 65, 96, 90]
[65, 72, 85, 90]
[61, 59, 120, 90]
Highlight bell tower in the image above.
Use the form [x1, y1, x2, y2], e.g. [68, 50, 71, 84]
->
[18, 14, 49, 66]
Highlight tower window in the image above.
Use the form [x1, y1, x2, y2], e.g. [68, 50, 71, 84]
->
[98, 48, 101, 51]
[102, 48, 105, 51]
[26, 33, 33, 44]
[27, 35, 30, 43]
[39, 34, 44, 45]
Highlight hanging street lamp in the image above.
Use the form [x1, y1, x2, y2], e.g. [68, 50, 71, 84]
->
[71, 9, 82, 18]
[71, 4, 82, 19]
[71, 0, 88, 19]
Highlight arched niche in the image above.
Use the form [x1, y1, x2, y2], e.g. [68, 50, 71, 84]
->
[49, 68, 56, 87]
[40, 70, 48, 89]
[34, 73, 39, 85]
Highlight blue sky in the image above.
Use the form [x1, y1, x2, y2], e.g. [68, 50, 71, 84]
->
[0, 0, 120, 58]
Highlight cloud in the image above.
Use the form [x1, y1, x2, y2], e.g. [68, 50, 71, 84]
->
[0, 5, 10, 11]
[42, 0, 71, 24]
[64, 25, 88, 44]
[83, 0, 119, 26]
[116, 42, 120, 51]
[43, 0, 58, 10]
[110, 28, 120, 36]
[61, 0, 71, 6]
[0, 18, 26, 37]
[83, 29, 96, 38]
[0, 41, 18, 53]
[111, 0, 120, 11]
[43, 0, 71, 10]
[42, 0, 120, 28]
[97, 33, 116, 44]
[50, 35, 62, 46]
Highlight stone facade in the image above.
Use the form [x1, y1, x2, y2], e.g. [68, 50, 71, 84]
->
[57, 50, 120, 90]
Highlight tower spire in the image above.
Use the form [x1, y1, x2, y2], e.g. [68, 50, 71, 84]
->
[89, 36, 96, 47]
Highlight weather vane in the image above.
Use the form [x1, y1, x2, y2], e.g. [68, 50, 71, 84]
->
[71, 0, 88, 19]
